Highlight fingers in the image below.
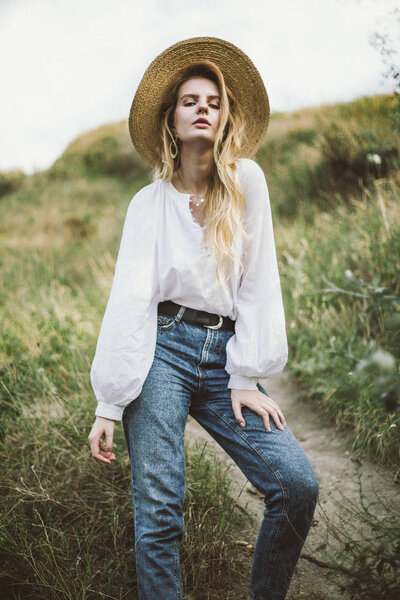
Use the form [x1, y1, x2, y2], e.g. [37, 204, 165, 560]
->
[255, 405, 284, 432]
[90, 439, 111, 464]
[99, 444, 116, 461]
[268, 407, 285, 431]
[232, 398, 246, 428]
[275, 405, 286, 426]
[260, 409, 271, 432]
[95, 451, 112, 464]
[88, 420, 116, 464]
[106, 429, 114, 452]
[231, 390, 286, 432]
[262, 395, 285, 430]
[91, 438, 112, 464]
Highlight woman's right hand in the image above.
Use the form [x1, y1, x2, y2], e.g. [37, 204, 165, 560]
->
[88, 416, 116, 464]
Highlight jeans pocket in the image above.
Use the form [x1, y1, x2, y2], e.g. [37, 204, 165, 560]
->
[157, 313, 178, 331]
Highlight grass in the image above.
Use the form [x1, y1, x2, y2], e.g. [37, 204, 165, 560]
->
[315, 466, 400, 600]
[256, 93, 400, 470]
[0, 159, 248, 598]
[277, 178, 400, 469]
[259, 93, 400, 222]
[277, 181, 400, 468]
[0, 91, 399, 597]
[1, 407, 247, 599]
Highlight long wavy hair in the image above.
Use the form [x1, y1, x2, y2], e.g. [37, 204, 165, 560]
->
[152, 60, 250, 289]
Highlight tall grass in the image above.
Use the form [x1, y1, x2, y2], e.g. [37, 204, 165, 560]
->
[1, 91, 399, 598]
[259, 94, 399, 222]
[316, 466, 400, 599]
[1, 416, 246, 599]
[0, 165, 248, 598]
[264, 95, 400, 469]
[276, 180, 400, 468]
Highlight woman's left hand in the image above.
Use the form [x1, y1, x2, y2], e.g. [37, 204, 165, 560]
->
[230, 389, 286, 431]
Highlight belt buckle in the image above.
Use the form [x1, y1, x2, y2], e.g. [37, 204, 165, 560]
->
[204, 315, 224, 329]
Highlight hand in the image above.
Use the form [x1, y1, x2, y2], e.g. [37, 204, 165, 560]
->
[231, 389, 286, 432]
[88, 416, 116, 464]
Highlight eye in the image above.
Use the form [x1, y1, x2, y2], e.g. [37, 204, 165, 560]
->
[184, 101, 220, 108]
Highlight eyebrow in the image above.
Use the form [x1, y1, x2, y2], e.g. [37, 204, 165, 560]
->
[180, 93, 220, 101]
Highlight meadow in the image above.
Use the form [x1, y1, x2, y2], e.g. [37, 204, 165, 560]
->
[0, 92, 399, 598]
[259, 94, 400, 470]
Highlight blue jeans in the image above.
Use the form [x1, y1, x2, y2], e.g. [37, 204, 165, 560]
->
[122, 306, 319, 600]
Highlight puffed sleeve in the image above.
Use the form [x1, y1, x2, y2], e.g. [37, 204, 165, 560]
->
[225, 159, 288, 390]
[90, 187, 160, 421]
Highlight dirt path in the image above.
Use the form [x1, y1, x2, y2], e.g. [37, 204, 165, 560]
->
[184, 370, 399, 600]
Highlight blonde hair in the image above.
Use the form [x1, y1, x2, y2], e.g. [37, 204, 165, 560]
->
[152, 60, 250, 288]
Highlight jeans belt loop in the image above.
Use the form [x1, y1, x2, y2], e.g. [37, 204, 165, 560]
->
[175, 306, 187, 323]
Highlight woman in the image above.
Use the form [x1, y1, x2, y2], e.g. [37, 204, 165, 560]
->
[88, 37, 319, 600]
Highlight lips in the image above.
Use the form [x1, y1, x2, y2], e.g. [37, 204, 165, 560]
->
[193, 118, 210, 125]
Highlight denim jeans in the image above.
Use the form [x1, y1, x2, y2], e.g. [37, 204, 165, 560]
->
[122, 306, 319, 600]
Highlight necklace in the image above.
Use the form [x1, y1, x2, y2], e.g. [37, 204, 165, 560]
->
[176, 170, 206, 208]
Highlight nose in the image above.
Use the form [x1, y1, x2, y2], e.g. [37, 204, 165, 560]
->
[198, 100, 208, 114]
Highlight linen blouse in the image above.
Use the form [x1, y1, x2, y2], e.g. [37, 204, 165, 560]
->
[90, 158, 288, 421]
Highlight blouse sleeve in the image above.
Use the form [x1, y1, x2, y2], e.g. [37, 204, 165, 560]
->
[225, 159, 288, 390]
[90, 189, 160, 421]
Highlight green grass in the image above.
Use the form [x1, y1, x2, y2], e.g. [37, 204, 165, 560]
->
[259, 93, 400, 222]
[256, 92, 400, 470]
[0, 163, 249, 598]
[275, 172, 400, 469]
[1, 419, 247, 599]
[316, 466, 400, 600]
[0, 278, 247, 597]
[0, 91, 399, 597]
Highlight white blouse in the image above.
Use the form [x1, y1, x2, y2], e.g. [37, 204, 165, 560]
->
[90, 158, 288, 421]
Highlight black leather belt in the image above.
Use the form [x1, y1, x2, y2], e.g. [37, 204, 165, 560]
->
[158, 300, 235, 331]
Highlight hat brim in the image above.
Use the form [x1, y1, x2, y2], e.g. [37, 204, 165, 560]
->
[129, 36, 270, 168]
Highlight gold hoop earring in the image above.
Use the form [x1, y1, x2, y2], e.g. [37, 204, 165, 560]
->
[170, 135, 179, 159]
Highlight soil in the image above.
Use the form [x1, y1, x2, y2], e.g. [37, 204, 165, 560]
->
[183, 370, 400, 600]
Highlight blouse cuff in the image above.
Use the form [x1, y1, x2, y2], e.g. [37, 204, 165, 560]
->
[228, 374, 259, 391]
[95, 402, 125, 422]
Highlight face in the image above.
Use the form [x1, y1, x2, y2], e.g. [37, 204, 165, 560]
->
[173, 76, 221, 148]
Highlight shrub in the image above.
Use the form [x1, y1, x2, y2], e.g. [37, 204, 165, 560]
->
[0, 170, 26, 198]
[316, 467, 400, 600]
[280, 183, 400, 467]
[317, 123, 399, 189]
[82, 134, 146, 177]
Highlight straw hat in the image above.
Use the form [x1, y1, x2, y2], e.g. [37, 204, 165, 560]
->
[128, 36, 270, 167]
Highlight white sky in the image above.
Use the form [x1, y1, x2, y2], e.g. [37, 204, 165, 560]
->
[0, 0, 398, 174]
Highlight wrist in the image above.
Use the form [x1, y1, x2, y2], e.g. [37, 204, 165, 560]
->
[96, 415, 115, 423]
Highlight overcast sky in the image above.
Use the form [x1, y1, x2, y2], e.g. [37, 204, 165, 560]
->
[0, 0, 398, 174]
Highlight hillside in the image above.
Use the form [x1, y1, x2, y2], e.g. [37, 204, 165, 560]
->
[1, 92, 398, 466]
[0, 92, 399, 598]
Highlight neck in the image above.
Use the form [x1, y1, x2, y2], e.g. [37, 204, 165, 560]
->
[172, 145, 214, 195]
